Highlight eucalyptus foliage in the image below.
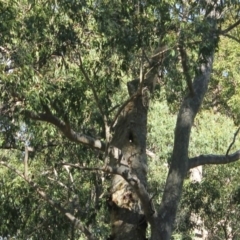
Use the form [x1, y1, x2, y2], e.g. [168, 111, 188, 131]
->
[0, 0, 240, 239]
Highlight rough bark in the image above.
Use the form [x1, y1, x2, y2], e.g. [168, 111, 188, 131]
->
[107, 81, 149, 240]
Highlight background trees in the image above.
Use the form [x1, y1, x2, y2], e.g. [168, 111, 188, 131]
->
[0, 0, 240, 239]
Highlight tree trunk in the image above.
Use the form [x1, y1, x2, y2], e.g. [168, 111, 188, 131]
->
[108, 81, 149, 240]
[107, 5, 218, 238]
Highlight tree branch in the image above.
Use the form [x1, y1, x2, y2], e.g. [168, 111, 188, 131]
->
[226, 127, 240, 156]
[77, 53, 111, 145]
[77, 53, 105, 121]
[24, 110, 105, 151]
[59, 162, 104, 172]
[221, 33, 240, 44]
[24, 109, 155, 159]
[24, 145, 28, 179]
[188, 150, 240, 169]
[0, 158, 96, 240]
[220, 19, 240, 35]
[178, 40, 194, 96]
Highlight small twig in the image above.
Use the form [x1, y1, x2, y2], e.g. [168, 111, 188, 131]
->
[24, 145, 28, 179]
[150, 47, 171, 59]
[77, 52, 110, 142]
[59, 162, 105, 172]
[149, 192, 158, 201]
[108, 104, 121, 114]
[143, 50, 151, 66]
[47, 177, 69, 189]
[226, 127, 240, 156]
[221, 33, 240, 44]
[63, 165, 74, 183]
[0, 46, 10, 54]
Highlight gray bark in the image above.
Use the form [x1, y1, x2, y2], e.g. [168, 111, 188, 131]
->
[151, 10, 217, 237]
[150, 55, 214, 239]
[108, 80, 149, 239]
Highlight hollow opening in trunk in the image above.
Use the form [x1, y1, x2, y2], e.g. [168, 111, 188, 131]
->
[128, 131, 134, 143]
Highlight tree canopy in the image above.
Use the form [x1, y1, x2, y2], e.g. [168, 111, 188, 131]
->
[1, 0, 240, 239]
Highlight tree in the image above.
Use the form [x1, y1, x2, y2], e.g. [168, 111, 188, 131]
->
[0, 0, 240, 239]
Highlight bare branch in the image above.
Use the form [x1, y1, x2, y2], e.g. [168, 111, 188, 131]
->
[146, 149, 156, 159]
[188, 150, 240, 169]
[0, 158, 96, 240]
[139, 49, 145, 92]
[226, 127, 240, 156]
[220, 19, 240, 35]
[47, 177, 69, 190]
[150, 46, 171, 60]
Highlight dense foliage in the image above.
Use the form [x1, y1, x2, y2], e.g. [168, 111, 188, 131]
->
[0, 0, 240, 239]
